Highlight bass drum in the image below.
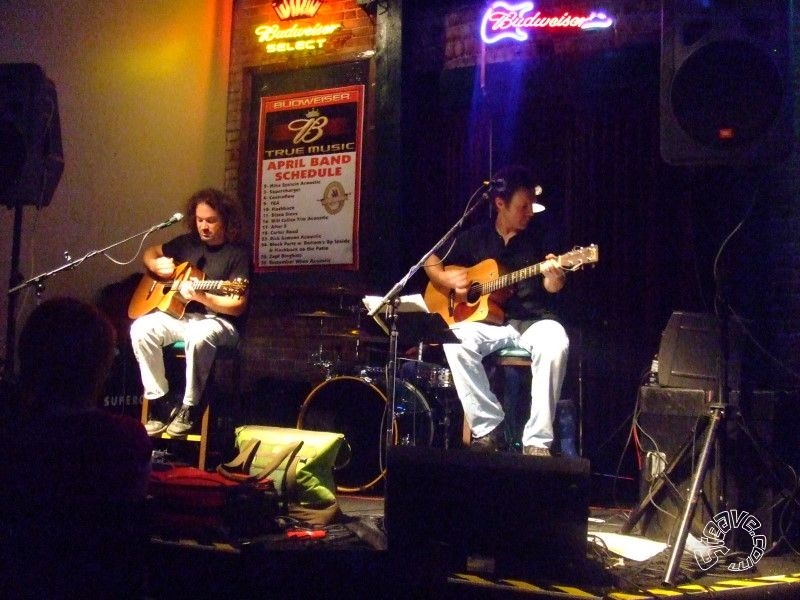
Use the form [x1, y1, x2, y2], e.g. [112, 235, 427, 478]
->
[297, 375, 432, 493]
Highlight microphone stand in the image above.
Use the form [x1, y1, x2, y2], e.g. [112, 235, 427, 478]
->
[8, 220, 177, 296]
[370, 182, 493, 472]
[3, 217, 179, 377]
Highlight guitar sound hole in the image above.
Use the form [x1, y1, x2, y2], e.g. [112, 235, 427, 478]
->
[466, 283, 481, 304]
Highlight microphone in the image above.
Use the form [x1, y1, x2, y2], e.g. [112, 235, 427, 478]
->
[484, 178, 506, 193]
[154, 212, 184, 230]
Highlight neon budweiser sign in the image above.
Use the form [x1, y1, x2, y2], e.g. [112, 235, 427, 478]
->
[480, 1, 613, 44]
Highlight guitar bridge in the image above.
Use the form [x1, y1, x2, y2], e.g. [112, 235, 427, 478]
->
[447, 289, 455, 317]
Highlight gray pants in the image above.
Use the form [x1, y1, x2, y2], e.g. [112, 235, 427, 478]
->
[442, 319, 569, 449]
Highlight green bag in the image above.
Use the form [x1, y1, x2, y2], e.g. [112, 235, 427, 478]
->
[231, 426, 344, 512]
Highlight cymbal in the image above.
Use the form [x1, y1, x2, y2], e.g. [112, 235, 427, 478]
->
[294, 284, 370, 298]
[324, 285, 367, 296]
[296, 310, 348, 319]
[320, 330, 386, 344]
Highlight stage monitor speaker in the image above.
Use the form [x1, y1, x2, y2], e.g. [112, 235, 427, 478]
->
[385, 446, 591, 580]
[0, 63, 64, 208]
[659, 0, 793, 166]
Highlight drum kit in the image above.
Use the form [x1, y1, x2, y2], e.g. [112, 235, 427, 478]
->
[295, 294, 462, 493]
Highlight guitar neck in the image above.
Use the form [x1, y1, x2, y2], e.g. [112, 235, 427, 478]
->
[165, 279, 227, 292]
[481, 261, 545, 294]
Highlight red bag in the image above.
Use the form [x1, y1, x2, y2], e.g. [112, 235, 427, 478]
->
[148, 465, 278, 539]
[148, 439, 303, 539]
[149, 466, 249, 508]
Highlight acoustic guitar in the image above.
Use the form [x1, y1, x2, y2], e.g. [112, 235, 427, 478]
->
[127, 261, 249, 319]
[423, 245, 599, 326]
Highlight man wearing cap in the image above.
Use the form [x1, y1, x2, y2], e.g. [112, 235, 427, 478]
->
[424, 164, 568, 456]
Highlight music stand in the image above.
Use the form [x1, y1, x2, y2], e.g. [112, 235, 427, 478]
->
[365, 295, 459, 347]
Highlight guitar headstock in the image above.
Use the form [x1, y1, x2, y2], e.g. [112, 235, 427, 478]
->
[221, 278, 249, 298]
[560, 244, 599, 271]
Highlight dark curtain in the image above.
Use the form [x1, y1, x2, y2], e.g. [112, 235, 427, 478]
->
[401, 36, 800, 482]
[403, 46, 677, 477]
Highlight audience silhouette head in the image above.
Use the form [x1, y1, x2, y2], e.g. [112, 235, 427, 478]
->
[18, 297, 116, 409]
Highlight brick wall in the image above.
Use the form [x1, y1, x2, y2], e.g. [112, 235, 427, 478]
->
[225, 0, 377, 395]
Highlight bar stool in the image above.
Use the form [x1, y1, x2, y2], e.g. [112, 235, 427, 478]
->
[140, 341, 240, 470]
[494, 347, 534, 452]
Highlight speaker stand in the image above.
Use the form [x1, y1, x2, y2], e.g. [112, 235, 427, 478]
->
[620, 424, 717, 537]
[2, 202, 25, 379]
[662, 401, 726, 584]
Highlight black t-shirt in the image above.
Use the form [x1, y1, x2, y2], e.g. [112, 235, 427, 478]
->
[162, 233, 251, 326]
[0, 409, 152, 597]
[447, 223, 558, 322]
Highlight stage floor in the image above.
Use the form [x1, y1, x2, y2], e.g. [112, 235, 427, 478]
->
[147, 493, 800, 599]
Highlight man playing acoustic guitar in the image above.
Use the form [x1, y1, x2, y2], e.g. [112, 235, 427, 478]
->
[130, 188, 250, 437]
[423, 165, 568, 456]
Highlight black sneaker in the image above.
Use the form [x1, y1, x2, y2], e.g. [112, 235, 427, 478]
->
[165, 404, 198, 437]
[470, 421, 508, 452]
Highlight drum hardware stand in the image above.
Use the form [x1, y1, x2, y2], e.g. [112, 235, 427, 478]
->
[434, 387, 458, 451]
[307, 313, 335, 379]
[368, 181, 497, 468]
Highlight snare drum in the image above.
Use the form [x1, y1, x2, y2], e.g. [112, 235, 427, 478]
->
[427, 366, 453, 389]
[400, 360, 453, 391]
[297, 375, 432, 493]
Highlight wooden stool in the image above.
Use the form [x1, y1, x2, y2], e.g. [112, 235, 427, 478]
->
[140, 397, 211, 469]
[140, 341, 240, 470]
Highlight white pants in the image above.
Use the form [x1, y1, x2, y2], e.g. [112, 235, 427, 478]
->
[130, 312, 239, 407]
[442, 319, 569, 449]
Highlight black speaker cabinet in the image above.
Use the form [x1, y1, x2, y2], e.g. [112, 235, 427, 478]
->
[637, 386, 799, 548]
[385, 446, 591, 581]
[0, 63, 64, 208]
[660, 0, 793, 166]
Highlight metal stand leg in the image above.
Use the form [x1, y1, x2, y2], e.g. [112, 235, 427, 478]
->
[663, 403, 726, 585]
[440, 392, 451, 450]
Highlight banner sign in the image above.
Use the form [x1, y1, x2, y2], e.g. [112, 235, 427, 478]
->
[254, 85, 364, 272]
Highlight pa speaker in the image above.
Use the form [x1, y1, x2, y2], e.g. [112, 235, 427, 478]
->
[385, 446, 591, 581]
[660, 0, 793, 166]
[0, 63, 64, 208]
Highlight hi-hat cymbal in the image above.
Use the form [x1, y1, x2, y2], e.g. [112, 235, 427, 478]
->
[296, 310, 348, 319]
